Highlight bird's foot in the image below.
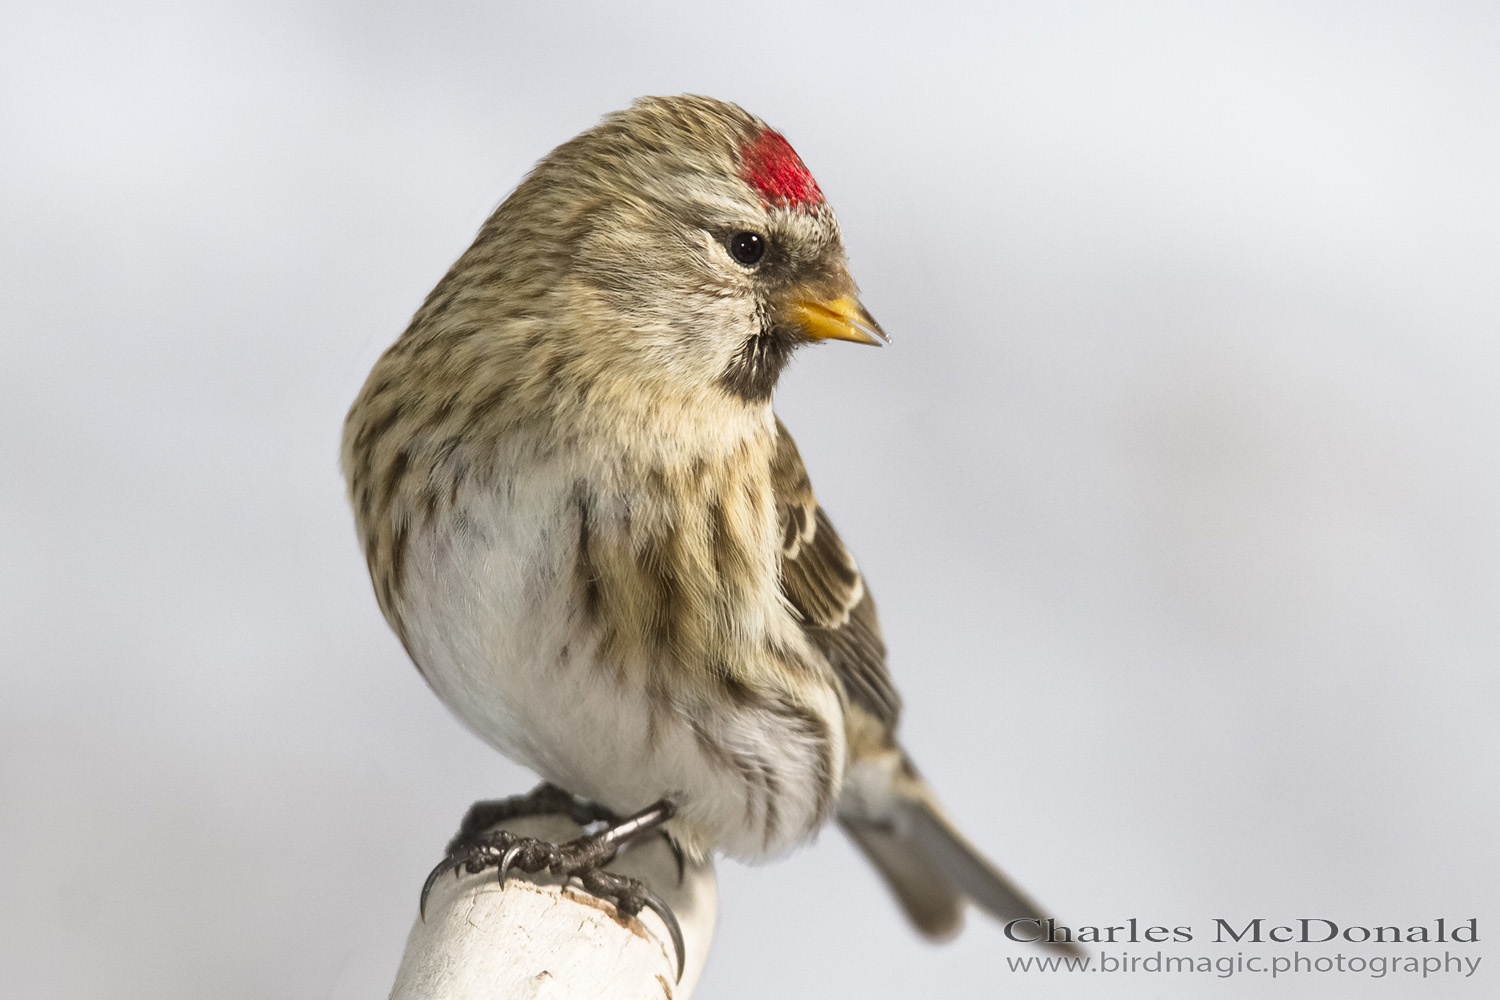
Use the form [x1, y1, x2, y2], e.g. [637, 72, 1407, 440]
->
[445, 782, 623, 853]
[421, 795, 685, 980]
[444, 783, 687, 883]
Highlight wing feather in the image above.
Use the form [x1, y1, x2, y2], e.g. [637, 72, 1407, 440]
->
[770, 419, 901, 729]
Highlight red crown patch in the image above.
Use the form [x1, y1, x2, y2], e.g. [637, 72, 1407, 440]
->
[740, 128, 824, 208]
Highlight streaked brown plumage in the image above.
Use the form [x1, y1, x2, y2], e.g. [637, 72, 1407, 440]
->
[343, 94, 1061, 942]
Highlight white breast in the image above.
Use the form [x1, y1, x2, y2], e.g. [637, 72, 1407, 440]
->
[395, 447, 843, 860]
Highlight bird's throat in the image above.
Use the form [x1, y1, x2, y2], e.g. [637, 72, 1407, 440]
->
[717, 326, 798, 403]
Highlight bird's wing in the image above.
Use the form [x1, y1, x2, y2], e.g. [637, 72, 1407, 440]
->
[771, 423, 1074, 947]
[770, 417, 901, 729]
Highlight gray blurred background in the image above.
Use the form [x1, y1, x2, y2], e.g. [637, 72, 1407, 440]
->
[3, 2, 1496, 998]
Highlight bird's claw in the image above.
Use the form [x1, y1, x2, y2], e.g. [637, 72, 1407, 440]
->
[631, 883, 687, 982]
[496, 842, 525, 885]
[419, 854, 461, 921]
[418, 794, 685, 981]
[572, 865, 685, 981]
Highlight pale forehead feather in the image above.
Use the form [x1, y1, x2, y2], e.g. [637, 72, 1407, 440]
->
[537, 95, 825, 213]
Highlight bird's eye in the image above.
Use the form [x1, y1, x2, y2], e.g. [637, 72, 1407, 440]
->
[728, 231, 766, 266]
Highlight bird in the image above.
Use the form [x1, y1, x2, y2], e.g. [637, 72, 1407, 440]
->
[342, 94, 1064, 961]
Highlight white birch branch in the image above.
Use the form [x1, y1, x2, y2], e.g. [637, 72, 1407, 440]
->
[391, 814, 717, 1000]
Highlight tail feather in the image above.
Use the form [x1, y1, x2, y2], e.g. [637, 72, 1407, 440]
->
[840, 762, 1081, 954]
[840, 815, 965, 937]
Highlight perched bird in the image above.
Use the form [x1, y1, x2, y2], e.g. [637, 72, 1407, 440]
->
[343, 95, 1061, 950]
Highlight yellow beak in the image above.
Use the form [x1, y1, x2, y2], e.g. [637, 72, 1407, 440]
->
[790, 295, 889, 346]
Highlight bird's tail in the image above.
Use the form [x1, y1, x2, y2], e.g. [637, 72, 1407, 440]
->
[839, 752, 1079, 953]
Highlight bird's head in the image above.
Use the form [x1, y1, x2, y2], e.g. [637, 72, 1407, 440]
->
[452, 95, 885, 411]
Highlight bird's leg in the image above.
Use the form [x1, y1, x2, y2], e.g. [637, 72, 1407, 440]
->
[445, 782, 622, 853]
[421, 794, 685, 980]
[445, 783, 687, 882]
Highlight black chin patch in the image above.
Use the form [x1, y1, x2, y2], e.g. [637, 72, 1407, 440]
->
[718, 325, 798, 403]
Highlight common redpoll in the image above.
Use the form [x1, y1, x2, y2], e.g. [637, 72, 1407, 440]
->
[343, 94, 1062, 953]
